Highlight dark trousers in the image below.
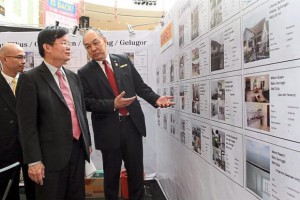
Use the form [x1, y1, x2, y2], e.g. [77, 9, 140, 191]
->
[36, 138, 85, 200]
[22, 164, 36, 200]
[101, 118, 144, 200]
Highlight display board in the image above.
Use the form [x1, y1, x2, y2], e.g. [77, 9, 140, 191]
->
[156, 0, 300, 199]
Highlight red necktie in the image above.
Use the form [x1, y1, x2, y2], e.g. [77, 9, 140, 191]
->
[56, 69, 81, 140]
[103, 60, 128, 116]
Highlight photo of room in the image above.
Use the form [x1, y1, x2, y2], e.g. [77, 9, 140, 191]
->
[245, 74, 270, 132]
[163, 113, 167, 130]
[24, 51, 34, 71]
[245, 75, 269, 103]
[170, 86, 175, 108]
[179, 85, 185, 110]
[170, 113, 176, 135]
[191, 47, 200, 77]
[211, 80, 225, 100]
[170, 59, 175, 82]
[246, 102, 270, 132]
[191, 5, 199, 41]
[180, 119, 186, 144]
[179, 24, 185, 48]
[157, 109, 161, 126]
[192, 83, 200, 114]
[211, 32, 224, 72]
[162, 64, 166, 83]
[192, 122, 201, 154]
[212, 128, 226, 171]
[211, 80, 225, 120]
[246, 139, 270, 200]
[210, 0, 223, 29]
[179, 55, 185, 79]
[211, 101, 225, 120]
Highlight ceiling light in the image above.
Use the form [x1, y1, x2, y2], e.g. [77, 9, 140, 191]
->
[127, 21, 163, 34]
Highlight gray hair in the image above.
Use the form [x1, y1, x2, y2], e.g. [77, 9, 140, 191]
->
[82, 28, 104, 38]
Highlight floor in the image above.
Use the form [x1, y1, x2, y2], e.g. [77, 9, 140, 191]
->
[20, 180, 166, 200]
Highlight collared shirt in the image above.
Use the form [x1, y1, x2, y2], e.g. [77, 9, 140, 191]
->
[1, 71, 19, 92]
[44, 61, 75, 101]
[44, 61, 65, 87]
[96, 54, 113, 77]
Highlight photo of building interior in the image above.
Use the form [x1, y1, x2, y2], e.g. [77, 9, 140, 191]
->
[245, 75, 270, 132]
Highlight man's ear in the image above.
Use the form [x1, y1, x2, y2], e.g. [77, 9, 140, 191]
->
[43, 43, 52, 54]
[103, 37, 107, 46]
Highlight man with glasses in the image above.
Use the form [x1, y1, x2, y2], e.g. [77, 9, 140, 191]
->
[16, 26, 91, 200]
[0, 43, 35, 200]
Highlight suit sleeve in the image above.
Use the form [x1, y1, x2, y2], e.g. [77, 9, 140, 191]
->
[16, 73, 42, 164]
[77, 75, 92, 146]
[78, 67, 115, 113]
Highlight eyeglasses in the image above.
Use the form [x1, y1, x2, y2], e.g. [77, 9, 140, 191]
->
[6, 55, 26, 60]
[52, 41, 72, 47]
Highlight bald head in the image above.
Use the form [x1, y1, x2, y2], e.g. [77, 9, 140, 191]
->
[0, 43, 25, 77]
[0, 43, 23, 57]
[83, 29, 108, 61]
[83, 28, 104, 40]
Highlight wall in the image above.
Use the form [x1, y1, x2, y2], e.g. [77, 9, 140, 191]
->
[155, 0, 300, 199]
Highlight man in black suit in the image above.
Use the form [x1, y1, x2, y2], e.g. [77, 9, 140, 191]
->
[0, 43, 35, 200]
[78, 29, 174, 200]
[16, 26, 91, 200]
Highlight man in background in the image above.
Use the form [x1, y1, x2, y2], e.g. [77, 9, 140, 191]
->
[78, 28, 174, 200]
[16, 26, 91, 200]
[0, 43, 35, 200]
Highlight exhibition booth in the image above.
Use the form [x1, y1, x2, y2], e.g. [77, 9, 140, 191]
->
[1, 0, 300, 199]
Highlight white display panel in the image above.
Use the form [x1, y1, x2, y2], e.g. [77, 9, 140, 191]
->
[190, 37, 210, 77]
[211, 75, 243, 127]
[243, 0, 300, 69]
[212, 126, 244, 186]
[244, 66, 300, 142]
[210, 19, 242, 74]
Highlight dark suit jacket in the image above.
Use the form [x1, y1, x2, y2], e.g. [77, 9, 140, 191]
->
[16, 62, 91, 171]
[0, 73, 22, 168]
[78, 54, 160, 150]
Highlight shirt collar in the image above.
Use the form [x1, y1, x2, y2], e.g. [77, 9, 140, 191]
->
[1, 71, 19, 84]
[44, 60, 66, 77]
[96, 54, 111, 67]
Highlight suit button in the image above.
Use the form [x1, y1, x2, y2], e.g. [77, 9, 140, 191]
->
[10, 120, 14, 124]
[4, 107, 8, 111]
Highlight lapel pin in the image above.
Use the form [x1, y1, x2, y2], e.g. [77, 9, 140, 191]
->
[113, 60, 118, 66]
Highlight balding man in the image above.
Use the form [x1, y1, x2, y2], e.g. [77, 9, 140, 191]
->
[78, 29, 174, 200]
[0, 43, 35, 200]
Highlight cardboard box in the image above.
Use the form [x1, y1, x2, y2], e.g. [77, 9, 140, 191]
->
[85, 170, 105, 198]
[85, 170, 121, 198]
